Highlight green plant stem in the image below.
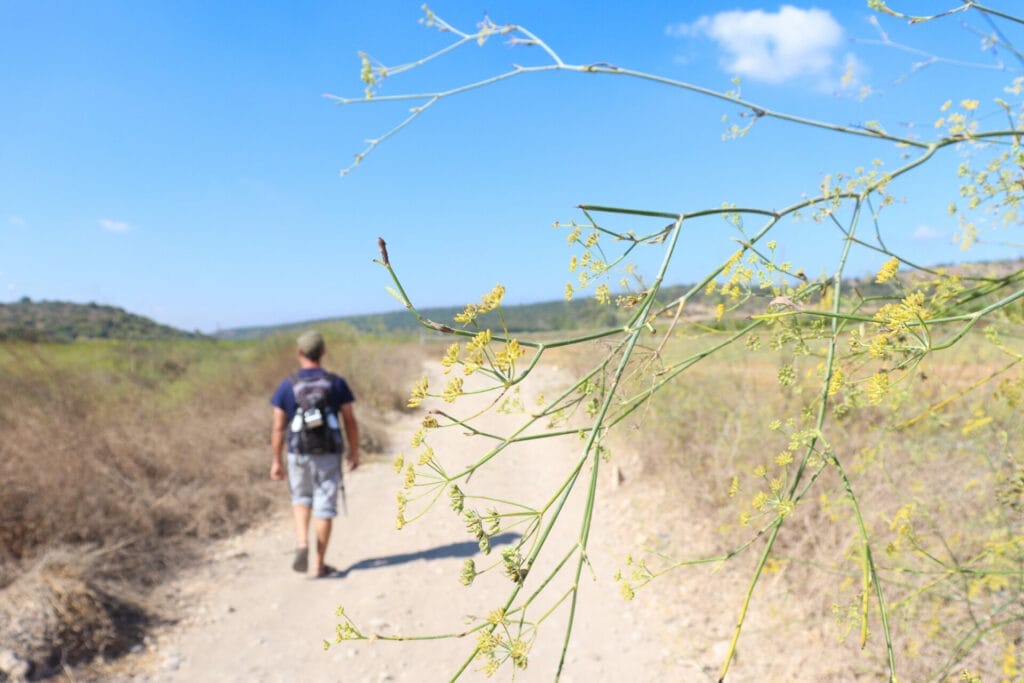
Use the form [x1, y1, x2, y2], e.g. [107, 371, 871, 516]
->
[551, 219, 687, 677]
[717, 519, 782, 682]
[972, 2, 1024, 26]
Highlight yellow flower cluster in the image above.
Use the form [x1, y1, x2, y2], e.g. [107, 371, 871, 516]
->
[455, 306, 478, 325]
[442, 342, 460, 373]
[468, 329, 492, 349]
[395, 491, 407, 529]
[886, 502, 916, 556]
[447, 326, 527, 378]
[407, 376, 429, 408]
[480, 284, 505, 311]
[501, 546, 525, 583]
[875, 257, 900, 284]
[566, 248, 608, 294]
[464, 509, 483, 538]
[359, 52, 374, 86]
[713, 248, 756, 302]
[827, 367, 845, 397]
[866, 372, 889, 405]
[461, 330, 492, 375]
[448, 484, 465, 513]
[868, 333, 890, 360]
[476, 631, 497, 657]
[454, 284, 506, 324]
[460, 558, 476, 586]
[330, 620, 360, 644]
[494, 339, 525, 372]
[473, 628, 530, 676]
[734, 421, 818, 528]
[873, 291, 929, 328]
[509, 639, 529, 670]
[443, 376, 463, 403]
[722, 249, 742, 274]
[357, 52, 379, 99]
[463, 508, 494, 554]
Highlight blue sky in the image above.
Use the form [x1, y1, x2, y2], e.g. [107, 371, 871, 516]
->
[3, 1, 1023, 332]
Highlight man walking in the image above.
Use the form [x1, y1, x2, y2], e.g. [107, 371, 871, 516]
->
[270, 330, 359, 578]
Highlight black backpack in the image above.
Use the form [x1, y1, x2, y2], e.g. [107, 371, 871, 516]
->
[289, 372, 342, 455]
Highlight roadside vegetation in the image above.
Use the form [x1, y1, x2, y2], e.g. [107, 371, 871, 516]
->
[590, 325, 1024, 680]
[0, 324, 425, 677]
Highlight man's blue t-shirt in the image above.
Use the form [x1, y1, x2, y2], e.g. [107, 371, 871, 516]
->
[270, 368, 355, 453]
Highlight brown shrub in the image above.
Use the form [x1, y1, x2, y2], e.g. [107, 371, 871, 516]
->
[0, 548, 150, 677]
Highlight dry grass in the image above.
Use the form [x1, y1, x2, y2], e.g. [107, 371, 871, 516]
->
[6, 316, 1016, 678]
[0, 327, 430, 675]
[566, 329, 1024, 680]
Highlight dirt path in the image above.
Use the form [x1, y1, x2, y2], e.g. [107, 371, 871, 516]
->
[104, 362, 716, 682]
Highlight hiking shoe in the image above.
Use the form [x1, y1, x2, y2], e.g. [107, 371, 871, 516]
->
[292, 547, 309, 573]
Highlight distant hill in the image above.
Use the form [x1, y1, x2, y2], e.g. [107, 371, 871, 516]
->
[216, 297, 623, 340]
[218, 257, 1024, 340]
[217, 284, 756, 340]
[0, 298, 201, 343]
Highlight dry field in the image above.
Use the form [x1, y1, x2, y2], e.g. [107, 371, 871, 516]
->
[576, 329, 1024, 681]
[1, 321, 1022, 681]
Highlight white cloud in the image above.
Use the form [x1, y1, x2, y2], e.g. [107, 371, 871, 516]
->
[913, 224, 945, 240]
[8, 215, 26, 227]
[667, 6, 845, 85]
[99, 218, 132, 233]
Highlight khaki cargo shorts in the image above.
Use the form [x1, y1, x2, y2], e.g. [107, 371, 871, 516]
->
[286, 452, 341, 519]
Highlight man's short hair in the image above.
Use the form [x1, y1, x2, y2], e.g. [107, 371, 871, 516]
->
[297, 330, 325, 361]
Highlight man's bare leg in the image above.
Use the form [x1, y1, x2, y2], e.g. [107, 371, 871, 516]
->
[292, 504, 311, 547]
[312, 518, 332, 577]
[289, 504, 311, 573]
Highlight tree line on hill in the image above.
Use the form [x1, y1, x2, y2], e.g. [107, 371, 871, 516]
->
[0, 298, 201, 343]
[212, 276, 922, 340]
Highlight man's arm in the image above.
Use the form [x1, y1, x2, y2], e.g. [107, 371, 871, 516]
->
[341, 402, 359, 470]
[270, 407, 288, 480]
